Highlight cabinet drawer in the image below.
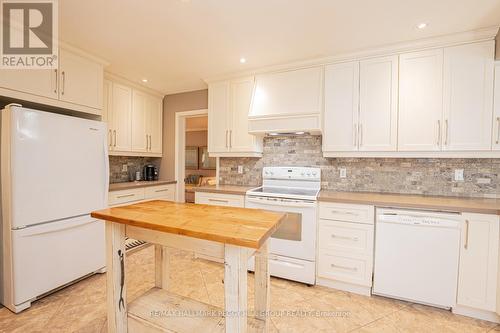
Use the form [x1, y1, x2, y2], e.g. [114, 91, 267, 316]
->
[108, 188, 145, 206]
[318, 249, 372, 287]
[319, 220, 374, 256]
[195, 192, 244, 207]
[319, 202, 374, 224]
[145, 184, 175, 201]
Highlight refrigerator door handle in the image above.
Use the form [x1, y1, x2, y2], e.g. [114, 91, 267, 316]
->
[17, 216, 97, 237]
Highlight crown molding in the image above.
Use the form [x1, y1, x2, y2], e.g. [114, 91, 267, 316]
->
[59, 41, 110, 66]
[204, 26, 499, 83]
[104, 72, 165, 98]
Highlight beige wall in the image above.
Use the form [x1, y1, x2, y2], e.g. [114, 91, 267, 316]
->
[159, 89, 208, 181]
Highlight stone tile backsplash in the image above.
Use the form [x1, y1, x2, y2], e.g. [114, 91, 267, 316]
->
[109, 156, 161, 183]
[219, 135, 500, 198]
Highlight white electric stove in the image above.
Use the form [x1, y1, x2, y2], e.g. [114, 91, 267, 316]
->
[246, 166, 320, 285]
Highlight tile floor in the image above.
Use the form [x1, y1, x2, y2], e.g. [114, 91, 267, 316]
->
[0, 245, 499, 333]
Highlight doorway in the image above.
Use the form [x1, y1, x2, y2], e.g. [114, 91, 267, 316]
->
[174, 109, 216, 202]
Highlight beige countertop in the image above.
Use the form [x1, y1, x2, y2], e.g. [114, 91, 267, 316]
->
[319, 190, 500, 215]
[193, 185, 255, 195]
[109, 180, 177, 192]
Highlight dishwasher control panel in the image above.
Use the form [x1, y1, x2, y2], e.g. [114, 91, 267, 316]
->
[377, 209, 461, 228]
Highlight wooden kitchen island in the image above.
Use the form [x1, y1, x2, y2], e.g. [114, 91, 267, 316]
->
[91, 200, 285, 333]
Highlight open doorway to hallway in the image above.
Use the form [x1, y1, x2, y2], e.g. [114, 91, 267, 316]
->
[174, 109, 216, 203]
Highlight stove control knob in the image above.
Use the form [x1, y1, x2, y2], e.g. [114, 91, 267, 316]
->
[312, 171, 317, 176]
[307, 173, 311, 177]
[301, 172, 305, 176]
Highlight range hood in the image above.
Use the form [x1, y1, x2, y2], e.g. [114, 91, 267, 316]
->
[248, 66, 323, 135]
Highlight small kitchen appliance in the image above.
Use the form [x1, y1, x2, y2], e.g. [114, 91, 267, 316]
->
[143, 164, 158, 181]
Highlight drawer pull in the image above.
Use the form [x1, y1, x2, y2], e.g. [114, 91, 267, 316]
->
[155, 189, 169, 193]
[208, 199, 229, 203]
[330, 210, 358, 216]
[116, 194, 136, 199]
[331, 234, 359, 241]
[331, 263, 358, 272]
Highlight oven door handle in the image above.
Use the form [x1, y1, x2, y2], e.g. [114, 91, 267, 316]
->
[246, 197, 316, 208]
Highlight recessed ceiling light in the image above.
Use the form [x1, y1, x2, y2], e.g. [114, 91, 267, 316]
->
[141, 78, 148, 83]
[417, 23, 427, 29]
[239, 57, 246, 64]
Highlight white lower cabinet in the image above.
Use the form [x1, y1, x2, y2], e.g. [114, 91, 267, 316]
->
[316, 202, 375, 296]
[454, 213, 499, 321]
[194, 192, 244, 208]
[108, 184, 176, 207]
[194, 191, 244, 262]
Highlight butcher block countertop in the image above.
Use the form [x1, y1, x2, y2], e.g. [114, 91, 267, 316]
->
[91, 200, 285, 248]
[193, 185, 255, 195]
[109, 180, 176, 192]
[319, 190, 500, 215]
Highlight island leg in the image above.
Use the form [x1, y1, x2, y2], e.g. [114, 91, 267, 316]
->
[224, 245, 248, 333]
[254, 240, 270, 329]
[154, 245, 170, 289]
[106, 221, 128, 333]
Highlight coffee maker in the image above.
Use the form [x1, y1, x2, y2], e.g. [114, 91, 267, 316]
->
[143, 164, 158, 181]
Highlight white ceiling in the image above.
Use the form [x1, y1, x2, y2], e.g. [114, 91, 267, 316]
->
[60, 0, 500, 95]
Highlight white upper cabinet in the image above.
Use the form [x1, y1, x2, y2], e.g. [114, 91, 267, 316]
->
[208, 81, 230, 154]
[457, 213, 499, 312]
[494, 62, 500, 150]
[110, 83, 132, 152]
[147, 95, 163, 155]
[358, 55, 398, 151]
[0, 68, 57, 100]
[0, 47, 104, 115]
[442, 41, 494, 151]
[249, 67, 323, 134]
[230, 77, 260, 152]
[131, 90, 148, 153]
[208, 77, 262, 157]
[323, 62, 359, 152]
[104, 77, 163, 157]
[58, 48, 103, 110]
[323, 55, 398, 155]
[398, 49, 444, 151]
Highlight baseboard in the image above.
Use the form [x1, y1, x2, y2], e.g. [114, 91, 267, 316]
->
[452, 305, 500, 323]
[316, 277, 371, 296]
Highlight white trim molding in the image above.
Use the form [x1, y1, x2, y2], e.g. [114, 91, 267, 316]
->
[204, 26, 499, 83]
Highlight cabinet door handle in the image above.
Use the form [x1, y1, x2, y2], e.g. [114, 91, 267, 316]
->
[445, 119, 449, 146]
[437, 120, 441, 146]
[109, 130, 112, 147]
[464, 219, 469, 250]
[225, 130, 228, 148]
[54, 69, 58, 94]
[331, 263, 358, 272]
[353, 124, 358, 146]
[229, 130, 232, 148]
[496, 117, 500, 144]
[149, 135, 152, 150]
[331, 234, 359, 242]
[146, 134, 148, 150]
[155, 189, 168, 193]
[331, 210, 357, 216]
[208, 198, 229, 203]
[61, 71, 66, 95]
[113, 130, 117, 147]
[117, 194, 135, 199]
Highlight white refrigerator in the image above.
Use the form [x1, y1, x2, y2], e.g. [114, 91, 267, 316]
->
[0, 104, 109, 313]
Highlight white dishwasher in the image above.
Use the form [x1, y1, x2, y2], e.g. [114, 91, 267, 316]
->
[373, 208, 462, 309]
